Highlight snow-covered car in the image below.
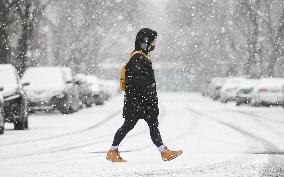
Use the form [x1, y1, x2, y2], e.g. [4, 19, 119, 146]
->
[22, 66, 81, 114]
[0, 64, 29, 130]
[235, 79, 259, 106]
[75, 74, 95, 107]
[98, 79, 119, 100]
[219, 77, 245, 103]
[87, 76, 104, 105]
[201, 80, 211, 97]
[208, 77, 227, 100]
[251, 78, 284, 106]
[0, 90, 4, 135]
[75, 74, 104, 107]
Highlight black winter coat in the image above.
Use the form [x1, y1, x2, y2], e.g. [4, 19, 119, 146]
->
[123, 52, 159, 120]
[123, 28, 159, 120]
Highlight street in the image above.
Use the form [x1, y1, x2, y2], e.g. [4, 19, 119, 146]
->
[0, 92, 284, 177]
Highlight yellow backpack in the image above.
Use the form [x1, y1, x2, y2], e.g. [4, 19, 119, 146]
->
[120, 51, 149, 91]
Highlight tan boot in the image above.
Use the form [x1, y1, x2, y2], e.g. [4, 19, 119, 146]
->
[161, 147, 182, 161]
[106, 149, 127, 162]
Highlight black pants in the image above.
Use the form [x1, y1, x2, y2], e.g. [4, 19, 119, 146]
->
[112, 117, 163, 147]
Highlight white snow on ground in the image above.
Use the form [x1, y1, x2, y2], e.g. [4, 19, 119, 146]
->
[0, 92, 284, 177]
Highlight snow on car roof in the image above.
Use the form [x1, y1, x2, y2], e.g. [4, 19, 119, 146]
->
[60, 67, 73, 82]
[0, 64, 18, 88]
[258, 78, 284, 87]
[238, 79, 259, 88]
[22, 67, 65, 89]
[75, 74, 101, 91]
[222, 77, 245, 87]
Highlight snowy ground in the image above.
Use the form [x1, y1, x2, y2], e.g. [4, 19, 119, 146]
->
[0, 92, 284, 177]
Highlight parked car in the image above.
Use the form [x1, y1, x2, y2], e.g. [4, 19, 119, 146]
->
[251, 78, 284, 106]
[235, 79, 258, 106]
[75, 74, 104, 106]
[98, 79, 119, 100]
[0, 90, 4, 135]
[75, 74, 95, 107]
[208, 77, 227, 100]
[220, 77, 244, 103]
[87, 76, 104, 105]
[201, 80, 211, 97]
[0, 64, 29, 130]
[22, 66, 81, 114]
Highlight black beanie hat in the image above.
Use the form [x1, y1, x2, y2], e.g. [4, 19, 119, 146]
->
[135, 28, 158, 54]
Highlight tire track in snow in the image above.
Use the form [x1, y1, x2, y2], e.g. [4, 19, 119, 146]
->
[186, 106, 279, 153]
[225, 109, 284, 137]
[222, 109, 284, 176]
[0, 109, 122, 148]
[0, 104, 167, 160]
[120, 101, 201, 153]
[232, 110, 284, 124]
[186, 105, 284, 177]
[0, 109, 122, 160]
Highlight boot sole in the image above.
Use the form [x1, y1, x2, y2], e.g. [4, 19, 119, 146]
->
[106, 157, 127, 162]
[163, 150, 183, 161]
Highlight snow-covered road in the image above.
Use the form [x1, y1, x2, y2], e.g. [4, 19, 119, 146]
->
[1, 92, 284, 177]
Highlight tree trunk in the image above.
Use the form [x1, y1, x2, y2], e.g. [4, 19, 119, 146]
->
[267, 32, 281, 77]
[244, 11, 259, 76]
[16, 0, 33, 77]
[0, 1, 11, 64]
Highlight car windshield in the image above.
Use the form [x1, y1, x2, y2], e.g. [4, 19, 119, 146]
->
[22, 67, 65, 89]
[0, 66, 18, 90]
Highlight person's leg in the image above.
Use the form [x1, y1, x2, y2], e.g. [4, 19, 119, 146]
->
[111, 118, 139, 149]
[145, 118, 164, 148]
[145, 118, 183, 161]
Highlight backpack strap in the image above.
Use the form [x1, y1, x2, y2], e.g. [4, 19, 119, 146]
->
[129, 51, 149, 61]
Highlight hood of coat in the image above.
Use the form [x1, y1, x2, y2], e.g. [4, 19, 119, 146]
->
[135, 28, 158, 55]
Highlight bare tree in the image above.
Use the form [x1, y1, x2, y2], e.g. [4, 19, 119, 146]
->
[234, 0, 261, 76]
[0, 0, 17, 64]
[264, 0, 284, 77]
[14, 0, 53, 76]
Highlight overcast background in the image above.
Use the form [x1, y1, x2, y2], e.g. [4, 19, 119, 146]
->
[1, 0, 284, 91]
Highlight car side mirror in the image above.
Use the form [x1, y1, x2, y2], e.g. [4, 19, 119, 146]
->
[0, 86, 3, 91]
[22, 82, 30, 87]
[75, 80, 81, 85]
[66, 80, 72, 84]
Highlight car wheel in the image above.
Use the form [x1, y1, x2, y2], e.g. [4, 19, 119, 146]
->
[86, 102, 92, 107]
[58, 102, 71, 114]
[252, 102, 260, 107]
[15, 101, 29, 130]
[95, 100, 104, 105]
[58, 95, 72, 114]
[14, 121, 25, 130]
[236, 102, 242, 106]
[24, 118, 29, 129]
[0, 119, 4, 135]
[59, 107, 70, 114]
[0, 126, 4, 135]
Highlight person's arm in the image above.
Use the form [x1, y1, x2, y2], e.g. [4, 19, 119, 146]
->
[132, 57, 154, 90]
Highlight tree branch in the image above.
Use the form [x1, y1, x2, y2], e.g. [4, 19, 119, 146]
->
[7, 0, 21, 9]
[32, 0, 57, 23]
[15, 1, 24, 20]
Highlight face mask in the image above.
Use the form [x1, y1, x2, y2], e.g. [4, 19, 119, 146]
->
[149, 44, 155, 52]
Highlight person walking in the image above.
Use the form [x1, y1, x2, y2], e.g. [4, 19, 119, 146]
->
[106, 28, 182, 162]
